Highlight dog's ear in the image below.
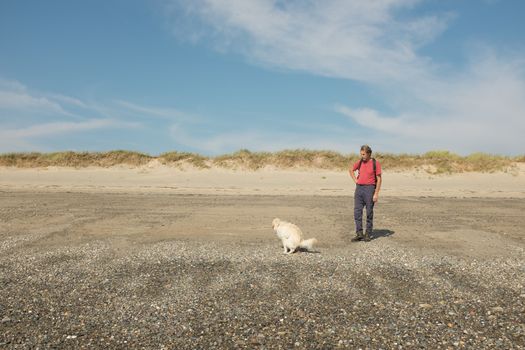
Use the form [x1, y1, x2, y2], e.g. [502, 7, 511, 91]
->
[272, 218, 280, 230]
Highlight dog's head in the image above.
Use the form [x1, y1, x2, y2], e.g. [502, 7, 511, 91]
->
[272, 218, 281, 231]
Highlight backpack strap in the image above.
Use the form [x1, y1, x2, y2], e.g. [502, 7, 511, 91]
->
[372, 158, 377, 184]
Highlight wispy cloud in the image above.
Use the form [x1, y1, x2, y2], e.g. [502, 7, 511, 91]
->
[0, 118, 141, 153]
[0, 79, 144, 152]
[46, 93, 89, 109]
[0, 79, 215, 153]
[0, 79, 93, 120]
[169, 123, 360, 155]
[338, 50, 525, 153]
[0, 79, 27, 92]
[115, 100, 201, 122]
[166, 0, 525, 154]
[0, 119, 139, 139]
[0, 90, 75, 117]
[166, 0, 452, 83]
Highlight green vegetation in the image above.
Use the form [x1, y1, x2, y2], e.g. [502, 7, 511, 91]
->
[0, 150, 152, 168]
[272, 149, 350, 169]
[377, 150, 519, 174]
[0, 149, 523, 174]
[159, 151, 210, 169]
[213, 149, 272, 170]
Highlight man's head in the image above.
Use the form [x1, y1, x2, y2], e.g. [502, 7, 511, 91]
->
[360, 145, 372, 161]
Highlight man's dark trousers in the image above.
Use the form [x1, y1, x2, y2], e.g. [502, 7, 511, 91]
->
[354, 184, 376, 234]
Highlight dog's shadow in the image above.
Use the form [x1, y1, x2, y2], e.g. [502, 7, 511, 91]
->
[296, 247, 321, 254]
[370, 229, 395, 240]
[281, 246, 321, 254]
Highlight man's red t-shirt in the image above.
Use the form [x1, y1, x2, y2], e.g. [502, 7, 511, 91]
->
[352, 159, 382, 185]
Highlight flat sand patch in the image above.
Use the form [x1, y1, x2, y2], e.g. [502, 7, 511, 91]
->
[1, 165, 524, 198]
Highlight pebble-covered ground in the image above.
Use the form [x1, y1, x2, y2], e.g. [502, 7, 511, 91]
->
[0, 191, 524, 349]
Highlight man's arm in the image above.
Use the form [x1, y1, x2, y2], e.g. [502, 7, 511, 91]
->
[373, 174, 382, 202]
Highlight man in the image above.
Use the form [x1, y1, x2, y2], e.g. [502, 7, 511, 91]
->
[349, 145, 382, 242]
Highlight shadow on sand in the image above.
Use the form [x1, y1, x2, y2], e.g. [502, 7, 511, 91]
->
[296, 247, 321, 254]
[371, 229, 395, 241]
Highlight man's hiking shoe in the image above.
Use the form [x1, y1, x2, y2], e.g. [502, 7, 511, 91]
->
[351, 231, 364, 242]
[363, 232, 371, 242]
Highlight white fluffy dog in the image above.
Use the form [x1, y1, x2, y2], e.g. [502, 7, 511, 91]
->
[272, 218, 318, 254]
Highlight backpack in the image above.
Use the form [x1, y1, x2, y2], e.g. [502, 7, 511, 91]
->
[358, 158, 377, 184]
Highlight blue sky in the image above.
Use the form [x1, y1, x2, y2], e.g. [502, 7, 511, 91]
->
[1, 0, 524, 156]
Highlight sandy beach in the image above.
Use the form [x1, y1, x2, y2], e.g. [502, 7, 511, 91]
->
[1, 163, 525, 198]
[3, 0, 524, 347]
[1, 166, 524, 348]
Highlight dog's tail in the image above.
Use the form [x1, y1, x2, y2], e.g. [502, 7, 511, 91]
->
[299, 238, 317, 251]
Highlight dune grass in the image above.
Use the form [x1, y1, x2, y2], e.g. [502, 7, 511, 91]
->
[159, 151, 210, 169]
[213, 149, 272, 170]
[377, 151, 519, 174]
[212, 149, 351, 170]
[0, 151, 153, 168]
[0, 149, 523, 173]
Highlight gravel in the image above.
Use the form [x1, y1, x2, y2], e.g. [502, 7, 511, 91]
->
[0, 191, 524, 349]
